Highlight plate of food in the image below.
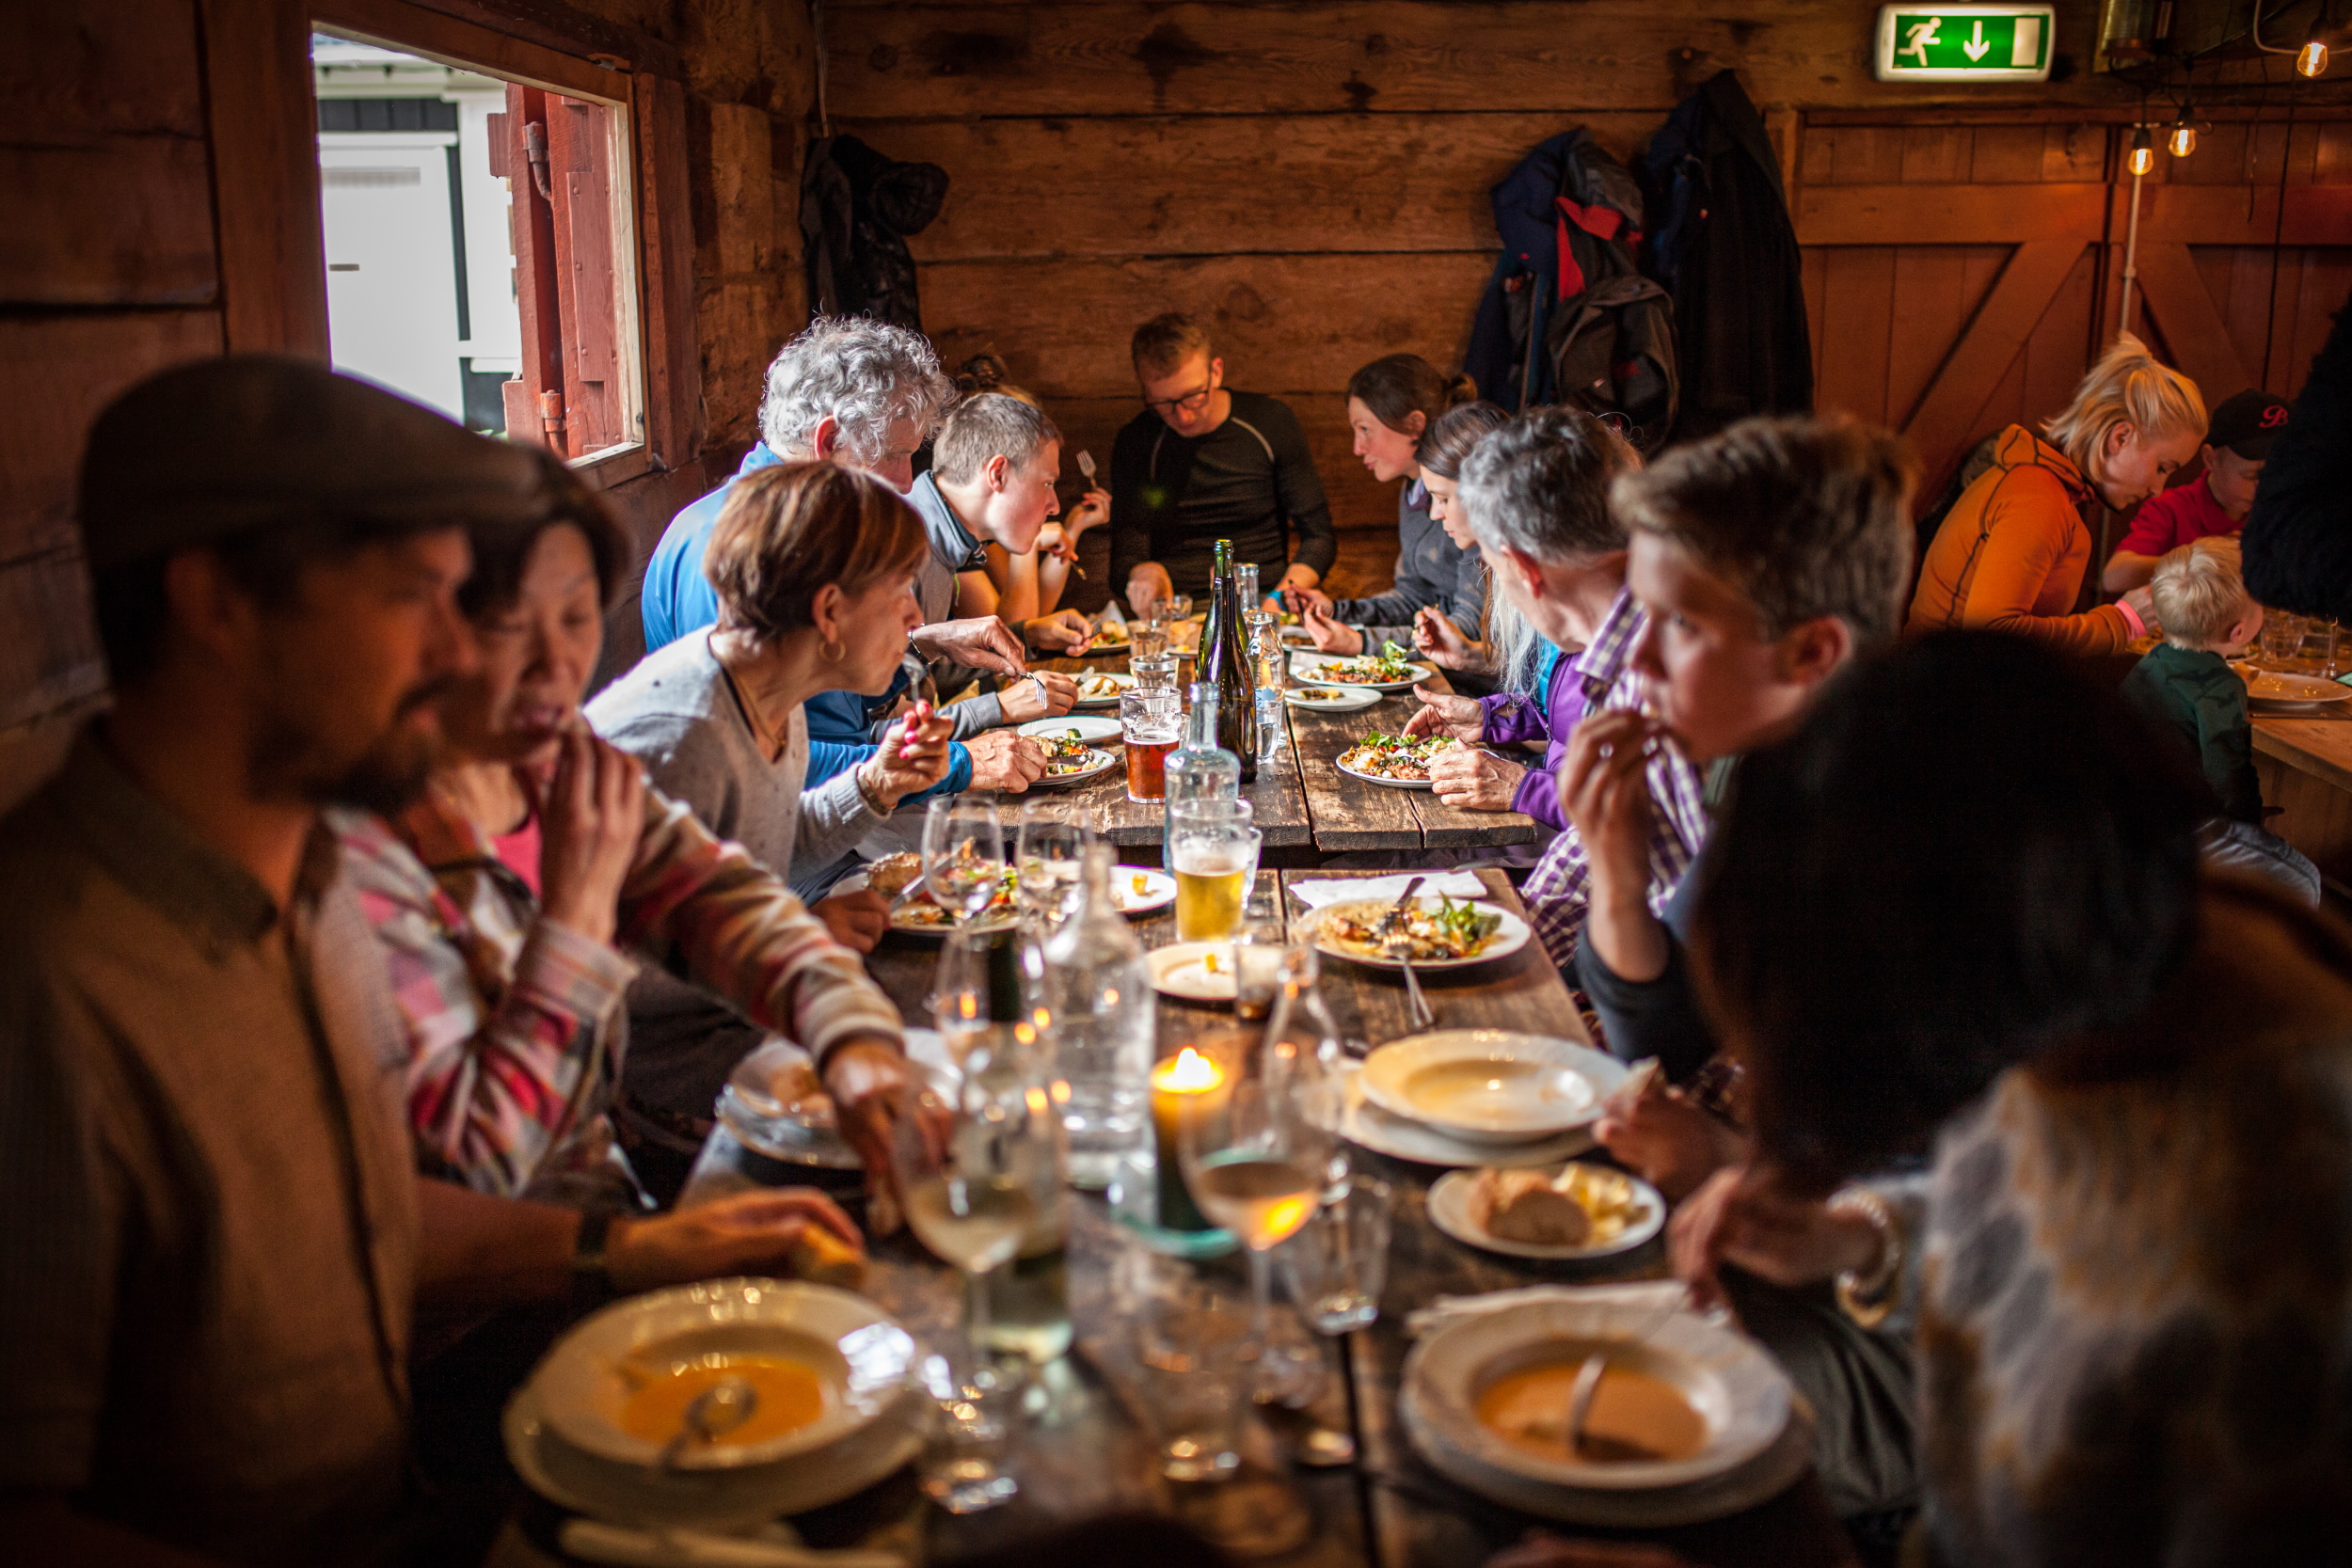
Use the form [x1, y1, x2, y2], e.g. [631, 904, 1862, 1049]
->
[1292, 641, 1434, 691]
[1071, 670, 1137, 707]
[1018, 714, 1123, 744]
[1359, 1029, 1622, 1141]
[1089, 618, 1132, 649]
[1286, 684, 1383, 712]
[1335, 731, 1455, 787]
[1311, 895, 1531, 971]
[1428, 1164, 1665, 1261]
[1146, 941, 1238, 1002]
[850, 854, 1174, 931]
[1034, 743, 1119, 790]
[2232, 663, 2352, 709]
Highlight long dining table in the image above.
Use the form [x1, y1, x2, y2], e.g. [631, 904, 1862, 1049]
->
[993, 645, 1549, 856]
[490, 871, 1853, 1568]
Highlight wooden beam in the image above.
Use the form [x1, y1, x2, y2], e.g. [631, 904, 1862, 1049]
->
[0, 0, 206, 142]
[2141, 183, 2352, 248]
[1796, 182, 2107, 246]
[314, 0, 639, 102]
[0, 139, 217, 307]
[0, 552, 104, 731]
[198, 0, 326, 356]
[635, 71, 703, 470]
[1899, 240, 2084, 470]
[2134, 242, 2254, 400]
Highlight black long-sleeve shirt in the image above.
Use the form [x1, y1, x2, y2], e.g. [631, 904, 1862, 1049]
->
[1331, 479, 1486, 650]
[1108, 390, 1334, 599]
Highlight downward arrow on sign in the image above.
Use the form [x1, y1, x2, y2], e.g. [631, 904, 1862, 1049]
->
[1963, 19, 1991, 59]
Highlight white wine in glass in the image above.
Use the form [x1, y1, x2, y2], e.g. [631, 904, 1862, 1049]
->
[904, 1174, 1035, 1273]
[1186, 1150, 1320, 1250]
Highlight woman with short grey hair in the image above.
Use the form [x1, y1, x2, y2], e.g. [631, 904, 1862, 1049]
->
[757, 315, 957, 490]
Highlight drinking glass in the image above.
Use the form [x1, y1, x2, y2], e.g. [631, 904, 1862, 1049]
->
[1170, 817, 1263, 942]
[1277, 1176, 1391, 1335]
[1178, 1041, 1337, 1406]
[1120, 689, 1182, 803]
[931, 927, 1033, 1071]
[924, 799, 1008, 927]
[1130, 653, 1180, 692]
[1129, 623, 1170, 662]
[1154, 594, 1194, 625]
[892, 1075, 1060, 1511]
[1118, 1245, 1246, 1481]
[1230, 917, 1287, 1022]
[2262, 610, 2305, 666]
[1014, 802, 1091, 933]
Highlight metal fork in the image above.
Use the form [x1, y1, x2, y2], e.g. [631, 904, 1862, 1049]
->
[1378, 877, 1436, 1032]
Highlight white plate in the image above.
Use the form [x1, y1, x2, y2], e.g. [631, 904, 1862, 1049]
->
[1309, 898, 1534, 973]
[1339, 1065, 1593, 1167]
[506, 1375, 922, 1528]
[1426, 1165, 1666, 1261]
[1401, 1383, 1813, 1528]
[1018, 714, 1123, 743]
[1032, 747, 1119, 790]
[1147, 940, 1237, 1002]
[2235, 666, 2352, 707]
[1403, 1291, 1792, 1495]
[1285, 685, 1384, 712]
[1071, 672, 1137, 706]
[1279, 623, 1317, 646]
[1360, 1030, 1623, 1143]
[1290, 654, 1436, 692]
[841, 865, 1173, 930]
[1335, 754, 1437, 790]
[536, 1279, 915, 1473]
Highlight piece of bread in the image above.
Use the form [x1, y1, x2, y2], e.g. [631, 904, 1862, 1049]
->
[787, 1225, 868, 1291]
[866, 851, 925, 898]
[1469, 1168, 1592, 1246]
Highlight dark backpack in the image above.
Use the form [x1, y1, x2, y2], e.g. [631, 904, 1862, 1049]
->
[1540, 140, 1678, 449]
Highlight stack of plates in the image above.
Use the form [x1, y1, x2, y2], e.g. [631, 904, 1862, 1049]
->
[503, 1278, 923, 1528]
[1401, 1292, 1811, 1527]
[1341, 1031, 1623, 1167]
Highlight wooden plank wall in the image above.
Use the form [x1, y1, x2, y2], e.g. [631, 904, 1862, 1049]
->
[824, 1, 2352, 609]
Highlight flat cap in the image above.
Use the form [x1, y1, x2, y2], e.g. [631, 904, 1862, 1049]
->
[77, 354, 571, 573]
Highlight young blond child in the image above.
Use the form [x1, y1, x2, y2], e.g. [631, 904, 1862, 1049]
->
[2122, 541, 2319, 901]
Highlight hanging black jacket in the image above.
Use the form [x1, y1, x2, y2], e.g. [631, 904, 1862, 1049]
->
[799, 135, 946, 330]
[2245, 295, 2352, 621]
[1644, 71, 1813, 441]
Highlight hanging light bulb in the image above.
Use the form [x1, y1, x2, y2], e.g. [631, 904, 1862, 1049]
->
[2298, 37, 2329, 75]
[2169, 117, 2198, 157]
[2128, 126, 2156, 177]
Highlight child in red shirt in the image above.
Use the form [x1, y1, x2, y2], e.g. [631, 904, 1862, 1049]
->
[2103, 388, 2289, 592]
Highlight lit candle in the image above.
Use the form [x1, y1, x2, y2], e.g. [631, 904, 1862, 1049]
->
[1150, 1046, 1230, 1232]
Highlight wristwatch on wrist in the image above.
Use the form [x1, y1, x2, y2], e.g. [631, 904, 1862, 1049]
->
[570, 1207, 617, 1311]
[1828, 1186, 1903, 1329]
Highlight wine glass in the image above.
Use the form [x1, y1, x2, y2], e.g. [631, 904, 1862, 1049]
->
[892, 1074, 1057, 1512]
[931, 927, 1034, 1072]
[1178, 1038, 1337, 1405]
[1014, 801, 1092, 934]
[924, 799, 1008, 927]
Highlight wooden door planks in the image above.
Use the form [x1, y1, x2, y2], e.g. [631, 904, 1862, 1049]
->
[1288, 700, 1423, 850]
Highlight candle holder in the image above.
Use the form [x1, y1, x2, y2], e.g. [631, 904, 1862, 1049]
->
[1109, 1036, 1243, 1258]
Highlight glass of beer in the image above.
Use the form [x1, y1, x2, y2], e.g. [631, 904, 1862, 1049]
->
[1121, 689, 1181, 803]
[1171, 818, 1262, 942]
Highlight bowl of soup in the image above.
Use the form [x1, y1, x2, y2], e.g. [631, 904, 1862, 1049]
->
[1359, 1031, 1624, 1144]
[1403, 1289, 1789, 1492]
[535, 1278, 916, 1473]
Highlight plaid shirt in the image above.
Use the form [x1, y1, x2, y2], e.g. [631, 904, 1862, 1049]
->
[335, 782, 904, 1201]
[1522, 589, 1711, 969]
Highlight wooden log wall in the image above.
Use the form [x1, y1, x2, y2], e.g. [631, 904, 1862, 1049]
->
[823, 0, 2352, 609]
[0, 0, 817, 810]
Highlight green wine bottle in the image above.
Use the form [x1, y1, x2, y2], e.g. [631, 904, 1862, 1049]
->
[1203, 541, 1257, 783]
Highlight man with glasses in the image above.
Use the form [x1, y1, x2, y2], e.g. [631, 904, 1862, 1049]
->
[1109, 312, 1335, 613]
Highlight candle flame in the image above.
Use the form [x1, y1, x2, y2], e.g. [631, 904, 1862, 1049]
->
[1154, 1047, 1223, 1093]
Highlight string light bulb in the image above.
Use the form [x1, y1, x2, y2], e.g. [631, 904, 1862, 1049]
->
[2169, 117, 2198, 157]
[2299, 37, 2329, 75]
[2128, 126, 2156, 177]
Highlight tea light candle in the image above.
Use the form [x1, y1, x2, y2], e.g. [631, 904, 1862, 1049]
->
[1150, 1046, 1230, 1232]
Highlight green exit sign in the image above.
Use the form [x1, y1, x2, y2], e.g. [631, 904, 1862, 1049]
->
[1875, 4, 2056, 81]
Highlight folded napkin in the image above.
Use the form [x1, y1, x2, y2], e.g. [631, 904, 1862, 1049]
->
[1404, 1280, 1697, 1338]
[1287, 872, 1489, 910]
[558, 1520, 904, 1568]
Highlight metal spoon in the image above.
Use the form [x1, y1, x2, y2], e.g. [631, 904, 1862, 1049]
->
[1564, 1292, 1687, 1461]
[660, 1375, 758, 1470]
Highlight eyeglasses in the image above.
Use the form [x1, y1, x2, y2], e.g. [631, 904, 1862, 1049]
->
[1142, 384, 1215, 417]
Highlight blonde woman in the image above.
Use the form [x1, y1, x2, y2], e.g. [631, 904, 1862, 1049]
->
[1908, 332, 2203, 653]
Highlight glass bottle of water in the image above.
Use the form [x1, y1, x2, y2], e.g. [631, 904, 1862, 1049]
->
[1037, 843, 1155, 1192]
[1162, 681, 1240, 870]
[1261, 945, 1351, 1199]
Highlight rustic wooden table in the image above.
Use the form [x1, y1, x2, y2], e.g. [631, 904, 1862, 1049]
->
[993, 652, 1546, 856]
[485, 870, 1846, 1567]
[2246, 659, 2352, 893]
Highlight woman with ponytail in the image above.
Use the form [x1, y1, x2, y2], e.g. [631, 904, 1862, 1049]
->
[1292, 353, 1485, 657]
[1908, 333, 2203, 653]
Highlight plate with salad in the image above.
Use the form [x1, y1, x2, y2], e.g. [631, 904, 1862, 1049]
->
[1311, 895, 1531, 971]
[1292, 640, 1434, 691]
[1335, 732, 1457, 788]
[1285, 684, 1383, 712]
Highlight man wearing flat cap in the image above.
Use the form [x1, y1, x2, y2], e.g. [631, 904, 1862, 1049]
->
[0, 356, 893, 1567]
[2102, 388, 2290, 593]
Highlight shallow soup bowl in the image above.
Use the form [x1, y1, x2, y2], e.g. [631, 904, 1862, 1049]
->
[1359, 1031, 1622, 1145]
[536, 1278, 916, 1473]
